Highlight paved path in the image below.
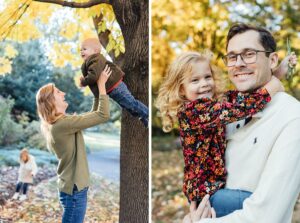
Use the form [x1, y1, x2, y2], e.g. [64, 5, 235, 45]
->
[87, 148, 120, 183]
[84, 132, 120, 183]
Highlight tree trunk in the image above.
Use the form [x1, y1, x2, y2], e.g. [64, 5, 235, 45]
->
[110, 1, 149, 222]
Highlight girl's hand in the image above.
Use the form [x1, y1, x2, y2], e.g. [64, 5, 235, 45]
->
[188, 195, 216, 222]
[273, 52, 297, 80]
[97, 65, 112, 86]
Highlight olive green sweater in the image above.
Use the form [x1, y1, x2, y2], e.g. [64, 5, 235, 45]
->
[49, 95, 109, 195]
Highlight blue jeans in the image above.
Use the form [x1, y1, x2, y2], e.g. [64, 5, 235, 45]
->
[16, 182, 29, 195]
[109, 82, 149, 127]
[59, 185, 88, 223]
[210, 189, 252, 217]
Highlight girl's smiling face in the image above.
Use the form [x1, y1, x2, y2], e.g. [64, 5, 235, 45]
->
[182, 60, 215, 101]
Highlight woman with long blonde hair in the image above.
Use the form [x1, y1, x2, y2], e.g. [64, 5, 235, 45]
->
[36, 66, 111, 223]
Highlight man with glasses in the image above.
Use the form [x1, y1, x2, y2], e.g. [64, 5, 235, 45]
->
[184, 23, 300, 223]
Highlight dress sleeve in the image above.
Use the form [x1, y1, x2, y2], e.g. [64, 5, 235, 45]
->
[30, 156, 38, 176]
[185, 88, 271, 129]
[198, 118, 300, 223]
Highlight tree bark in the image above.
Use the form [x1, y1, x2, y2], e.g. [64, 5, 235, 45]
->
[110, 1, 149, 222]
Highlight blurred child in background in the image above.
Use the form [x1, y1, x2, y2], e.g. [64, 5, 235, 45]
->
[12, 148, 38, 201]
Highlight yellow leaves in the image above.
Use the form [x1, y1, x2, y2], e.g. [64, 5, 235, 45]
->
[98, 4, 115, 21]
[5, 44, 18, 58]
[105, 32, 125, 58]
[48, 42, 81, 68]
[59, 22, 78, 40]
[0, 0, 31, 41]
[97, 20, 107, 33]
[0, 44, 18, 75]
[0, 0, 124, 70]
[88, 4, 102, 18]
[0, 57, 12, 75]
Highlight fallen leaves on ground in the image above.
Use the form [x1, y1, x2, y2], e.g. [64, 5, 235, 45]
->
[152, 149, 189, 223]
[0, 172, 119, 223]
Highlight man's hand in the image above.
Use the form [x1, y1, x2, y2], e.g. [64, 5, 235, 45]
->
[183, 213, 193, 223]
[183, 195, 216, 223]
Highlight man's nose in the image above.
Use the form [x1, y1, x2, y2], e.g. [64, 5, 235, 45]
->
[235, 55, 247, 67]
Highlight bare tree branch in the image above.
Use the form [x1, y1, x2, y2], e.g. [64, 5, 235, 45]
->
[92, 15, 115, 60]
[33, 0, 110, 8]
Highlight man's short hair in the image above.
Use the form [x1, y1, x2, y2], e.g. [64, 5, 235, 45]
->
[226, 23, 276, 55]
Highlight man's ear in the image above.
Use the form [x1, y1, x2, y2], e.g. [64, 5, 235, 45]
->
[269, 52, 279, 70]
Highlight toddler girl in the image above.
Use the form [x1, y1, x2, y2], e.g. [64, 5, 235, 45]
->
[12, 148, 38, 201]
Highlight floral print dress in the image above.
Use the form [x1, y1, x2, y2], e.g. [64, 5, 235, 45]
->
[178, 88, 271, 202]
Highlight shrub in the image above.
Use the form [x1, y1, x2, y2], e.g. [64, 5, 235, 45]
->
[24, 120, 47, 150]
[0, 97, 23, 145]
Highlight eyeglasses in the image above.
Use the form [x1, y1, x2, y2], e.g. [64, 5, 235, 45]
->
[222, 49, 273, 67]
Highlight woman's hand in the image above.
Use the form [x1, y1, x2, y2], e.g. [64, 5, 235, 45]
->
[97, 65, 112, 95]
[79, 76, 85, 87]
[183, 195, 216, 223]
[98, 65, 112, 86]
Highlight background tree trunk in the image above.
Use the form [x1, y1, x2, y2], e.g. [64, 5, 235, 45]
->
[114, 1, 148, 222]
[99, 1, 149, 222]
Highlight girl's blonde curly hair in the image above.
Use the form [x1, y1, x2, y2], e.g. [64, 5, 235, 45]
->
[155, 50, 225, 132]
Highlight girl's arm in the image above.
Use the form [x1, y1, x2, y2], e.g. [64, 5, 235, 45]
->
[30, 156, 38, 176]
[273, 52, 297, 80]
[186, 77, 283, 129]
